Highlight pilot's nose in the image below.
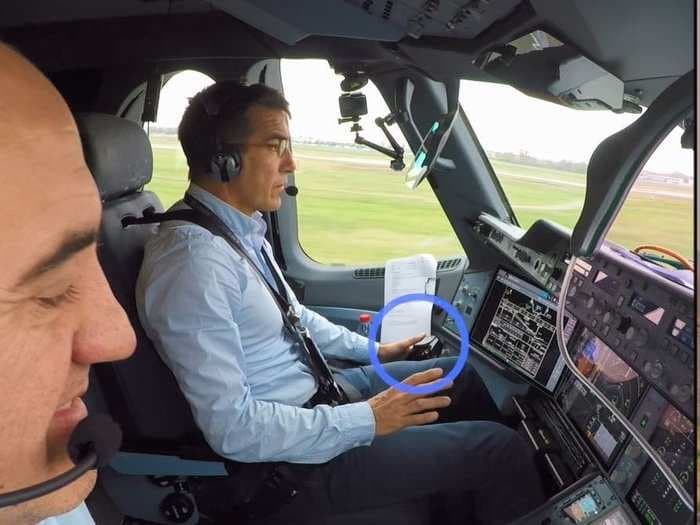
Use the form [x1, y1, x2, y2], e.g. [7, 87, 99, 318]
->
[281, 148, 297, 173]
[72, 256, 136, 365]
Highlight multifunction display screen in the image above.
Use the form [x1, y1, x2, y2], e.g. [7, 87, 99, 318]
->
[558, 328, 648, 467]
[472, 269, 574, 392]
[627, 405, 694, 525]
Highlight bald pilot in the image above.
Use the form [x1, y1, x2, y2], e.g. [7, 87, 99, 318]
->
[0, 43, 135, 525]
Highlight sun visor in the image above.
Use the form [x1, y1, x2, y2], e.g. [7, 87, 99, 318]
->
[548, 55, 624, 112]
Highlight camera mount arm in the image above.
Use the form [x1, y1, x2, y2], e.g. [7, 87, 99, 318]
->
[353, 113, 406, 171]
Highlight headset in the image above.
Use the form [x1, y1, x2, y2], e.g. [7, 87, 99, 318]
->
[196, 82, 245, 183]
[192, 83, 299, 197]
[0, 414, 121, 508]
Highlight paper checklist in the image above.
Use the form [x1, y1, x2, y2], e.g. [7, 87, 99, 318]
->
[381, 254, 437, 344]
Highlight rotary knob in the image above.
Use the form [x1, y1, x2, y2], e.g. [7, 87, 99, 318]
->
[626, 326, 648, 346]
[670, 384, 692, 403]
[603, 311, 621, 328]
[643, 360, 664, 380]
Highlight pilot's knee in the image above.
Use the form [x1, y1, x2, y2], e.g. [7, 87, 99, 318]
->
[480, 422, 532, 464]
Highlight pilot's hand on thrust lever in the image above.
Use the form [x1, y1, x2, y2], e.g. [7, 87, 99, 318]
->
[368, 368, 452, 437]
[377, 332, 426, 362]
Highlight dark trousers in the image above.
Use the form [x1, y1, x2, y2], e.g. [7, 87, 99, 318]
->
[272, 357, 545, 525]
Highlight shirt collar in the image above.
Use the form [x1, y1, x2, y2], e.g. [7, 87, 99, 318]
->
[185, 184, 268, 250]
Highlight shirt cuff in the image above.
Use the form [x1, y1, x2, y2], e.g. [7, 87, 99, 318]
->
[346, 332, 372, 365]
[335, 401, 376, 447]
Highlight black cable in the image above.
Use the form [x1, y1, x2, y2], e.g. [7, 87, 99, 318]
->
[0, 450, 97, 508]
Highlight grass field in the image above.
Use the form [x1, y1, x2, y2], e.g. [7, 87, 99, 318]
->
[146, 134, 693, 265]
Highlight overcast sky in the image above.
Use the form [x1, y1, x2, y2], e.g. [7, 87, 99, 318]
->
[153, 59, 693, 176]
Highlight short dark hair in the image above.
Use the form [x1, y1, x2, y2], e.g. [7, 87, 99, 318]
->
[178, 81, 290, 180]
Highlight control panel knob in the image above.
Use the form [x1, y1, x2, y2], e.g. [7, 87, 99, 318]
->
[603, 311, 621, 328]
[585, 296, 596, 309]
[636, 328, 648, 346]
[670, 384, 692, 403]
[643, 360, 664, 380]
[625, 326, 648, 346]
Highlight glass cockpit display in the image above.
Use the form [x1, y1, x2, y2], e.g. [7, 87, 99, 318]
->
[471, 270, 574, 392]
[558, 329, 649, 466]
[627, 405, 694, 525]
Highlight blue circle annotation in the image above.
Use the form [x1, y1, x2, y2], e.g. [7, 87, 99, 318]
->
[367, 293, 470, 395]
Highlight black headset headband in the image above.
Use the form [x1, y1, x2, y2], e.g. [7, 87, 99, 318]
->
[192, 82, 286, 182]
[195, 82, 249, 182]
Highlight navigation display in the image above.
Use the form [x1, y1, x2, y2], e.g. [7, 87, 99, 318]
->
[472, 269, 575, 392]
[627, 405, 694, 525]
[558, 328, 648, 466]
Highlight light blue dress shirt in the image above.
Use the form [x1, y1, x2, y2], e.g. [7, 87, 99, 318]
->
[38, 502, 95, 525]
[136, 184, 376, 464]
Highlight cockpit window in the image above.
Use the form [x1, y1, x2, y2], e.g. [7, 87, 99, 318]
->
[459, 80, 638, 232]
[606, 126, 694, 262]
[145, 70, 215, 208]
[282, 59, 462, 265]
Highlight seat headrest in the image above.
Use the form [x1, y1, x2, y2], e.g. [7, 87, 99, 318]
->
[76, 113, 153, 201]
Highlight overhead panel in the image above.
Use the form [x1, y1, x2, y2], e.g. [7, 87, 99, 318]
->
[210, 0, 405, 44]
[343, 0, 522, 39]
[211, 0, 523, 45]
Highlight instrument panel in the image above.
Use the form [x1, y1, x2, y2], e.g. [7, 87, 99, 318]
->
[626, 402, 694, 524]
[442, 215, 695, 524]
[566, 246, 694, 420]
[468, 269, 574, 392]
[557, 328, 649, 468]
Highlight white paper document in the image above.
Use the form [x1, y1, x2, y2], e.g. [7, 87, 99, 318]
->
[381, 254, 437, 344]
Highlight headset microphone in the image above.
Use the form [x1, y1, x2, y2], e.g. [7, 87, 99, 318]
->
[0, 414, 122, 508]
[285, 185, 298, 197]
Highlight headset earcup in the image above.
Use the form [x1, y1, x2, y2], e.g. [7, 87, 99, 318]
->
[209, 151, 239, 182]
[210, 154, 225, 182]
[224, 151, 241, 181]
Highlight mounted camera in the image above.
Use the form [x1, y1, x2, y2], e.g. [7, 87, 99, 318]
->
[338, 93, 368, 131]
[337, 72, 405, 171]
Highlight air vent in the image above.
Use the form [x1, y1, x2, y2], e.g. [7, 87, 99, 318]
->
[437, 257, 462, 271]
[354, 258, 462, 279]
[353, 267, 386, 279]
[382, 0, 394, 19]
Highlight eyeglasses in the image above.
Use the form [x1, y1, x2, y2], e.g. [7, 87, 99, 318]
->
[223, 138, 292, 159]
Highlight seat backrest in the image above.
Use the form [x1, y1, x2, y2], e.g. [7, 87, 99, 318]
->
[77, 113, 209, 455]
